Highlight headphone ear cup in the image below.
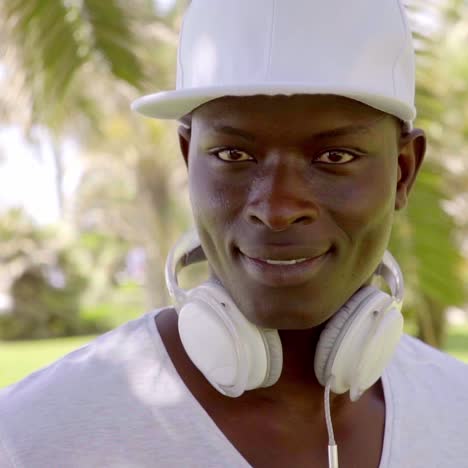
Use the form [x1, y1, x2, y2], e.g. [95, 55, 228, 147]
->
[178, 281, 283, 397]
[178, 286, 244, 396]
[314, 286, 378, 388]
[315, 285, 402, 401]
[258, 328, 283, 388]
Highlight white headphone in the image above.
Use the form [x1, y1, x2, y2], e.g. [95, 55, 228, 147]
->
[165, 229, 404, 401]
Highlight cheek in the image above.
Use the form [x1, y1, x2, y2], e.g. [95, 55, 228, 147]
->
[328, 161, 398, 232]
[323, 161, 398, 287]
[188, 156, 248, 227]
[188, 156, 251, 280]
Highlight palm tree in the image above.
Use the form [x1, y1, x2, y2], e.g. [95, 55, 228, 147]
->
[1, 0, 466, 343]
[1, 0, 190, 309]
[0, 0, 183, 214]
[389, 0, 468, 346]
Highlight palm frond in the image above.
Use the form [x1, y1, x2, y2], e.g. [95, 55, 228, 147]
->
[2, 0, 85, 120]
[1, 0, 151, 126]
[82, 0, 146, 89]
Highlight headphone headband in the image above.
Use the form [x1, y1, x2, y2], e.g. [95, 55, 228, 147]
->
[165, 229, 205, 306]
[376, 251, 404, 306]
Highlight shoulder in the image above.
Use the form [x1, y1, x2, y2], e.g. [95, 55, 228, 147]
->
[383, 335, 468, 464]
[386, 333, 468, 414]
[393, 333, 468, 379]
[389, 333, 468, 390]
[0, 309, 165, 400]
[0, 309, 169, 463]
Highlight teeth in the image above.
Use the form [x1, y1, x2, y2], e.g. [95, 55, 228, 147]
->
[264, 258, 309, 265]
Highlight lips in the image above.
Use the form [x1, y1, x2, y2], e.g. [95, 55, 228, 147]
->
[238, 246, 330, 287]
[262, 258, 309, 265]
[239, 245, 328, 262]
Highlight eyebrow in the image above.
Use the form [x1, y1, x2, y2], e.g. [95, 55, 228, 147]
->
[212, 125, 257, 142]
[211, 123, 374, 142]
[313, 124, 373, 140]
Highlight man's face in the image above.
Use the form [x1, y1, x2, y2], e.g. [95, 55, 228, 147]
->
[179, 94, 423, 330]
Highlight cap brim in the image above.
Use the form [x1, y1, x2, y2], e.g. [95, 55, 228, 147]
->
[131, 84, 416, 122]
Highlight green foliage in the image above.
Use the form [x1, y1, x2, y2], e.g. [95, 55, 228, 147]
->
[2, 0, 86, 111]
[391, 163, 465, 306]
[390, 160, 466, 347]
[0, 209, 123, 340]
[387, 0, 468, 347]
[81, 0, 146, 88]
[0, 262, 95, 340]
[81, 292, 144, 331]
[444, 324, 468, 362]
[1, 0, 152, 128]
[2, 0, 467, 346]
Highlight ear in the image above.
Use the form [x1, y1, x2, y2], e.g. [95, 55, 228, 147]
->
[395, 128, 427, 211]
[178, 124, 192, 168]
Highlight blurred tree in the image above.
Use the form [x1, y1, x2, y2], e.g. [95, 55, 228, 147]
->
[0, 0, 184, 216]
[390, 0, 468, 347]
[0, 0, 170, 126]
[0, 0, 191, 310]
[0, 208, 107, 339]
[0, 0, 467, 345]
[73, 114, 191, 307]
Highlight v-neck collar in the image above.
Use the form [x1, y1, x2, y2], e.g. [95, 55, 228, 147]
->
[146, 308, 395, 468]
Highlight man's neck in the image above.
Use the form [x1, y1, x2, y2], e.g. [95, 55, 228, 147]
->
[155, 308, 364, 416]
[248, 327, 355, 417]
[154, 308, 386, 468]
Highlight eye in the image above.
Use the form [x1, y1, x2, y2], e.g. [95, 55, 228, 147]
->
[212, 148, 254, 163]
[315, 150, 356, 165]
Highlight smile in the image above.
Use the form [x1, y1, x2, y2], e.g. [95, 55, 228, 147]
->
[258, 258, 310, 265]
[238, 249, 330, 287]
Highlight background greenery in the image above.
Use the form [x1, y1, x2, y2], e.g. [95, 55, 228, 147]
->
[0, 0, 467, 385]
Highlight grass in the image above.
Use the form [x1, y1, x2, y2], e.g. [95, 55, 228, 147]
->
[1, 325, 467, 389]
[0, 335, 96, 388]
[444, 324, 468, 363]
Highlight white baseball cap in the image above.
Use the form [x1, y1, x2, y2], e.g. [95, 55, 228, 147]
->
[132, 0, 416, 123]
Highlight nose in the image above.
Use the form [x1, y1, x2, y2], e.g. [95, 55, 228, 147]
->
[245, 157, 320, 231]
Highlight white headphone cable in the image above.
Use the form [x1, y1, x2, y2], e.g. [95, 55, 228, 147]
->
[325, 377, 339, 468]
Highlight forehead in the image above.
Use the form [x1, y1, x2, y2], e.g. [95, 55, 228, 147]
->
[190, 94, 395, 139]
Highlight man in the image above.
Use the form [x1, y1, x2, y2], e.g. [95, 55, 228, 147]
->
[1, 0, 467, 467]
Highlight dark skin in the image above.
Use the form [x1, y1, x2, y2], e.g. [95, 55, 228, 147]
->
[156, 94, 426, 467]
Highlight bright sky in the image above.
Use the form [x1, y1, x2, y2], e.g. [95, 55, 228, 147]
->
[0, 127, 82, 225]
[156, 0, 176, 14]
[0, 0, 176, 226]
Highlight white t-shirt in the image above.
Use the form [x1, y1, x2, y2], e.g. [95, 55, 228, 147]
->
[0, 309, 467, 468]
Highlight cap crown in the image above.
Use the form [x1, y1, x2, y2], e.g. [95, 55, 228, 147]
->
[177, 0, 415, 116]
[132, 0, 416, 121]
